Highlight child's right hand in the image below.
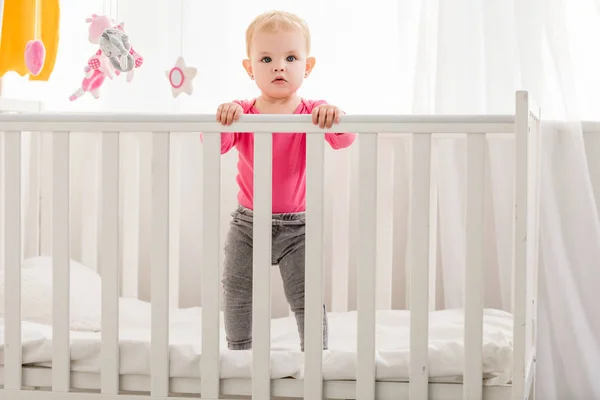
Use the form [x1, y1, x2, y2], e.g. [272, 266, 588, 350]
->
[216, 102, 243, 126]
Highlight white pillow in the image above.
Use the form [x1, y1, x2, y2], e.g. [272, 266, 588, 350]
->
[0, 256, 102, 331]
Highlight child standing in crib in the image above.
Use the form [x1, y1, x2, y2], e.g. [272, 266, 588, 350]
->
[212, 10, 356, 351]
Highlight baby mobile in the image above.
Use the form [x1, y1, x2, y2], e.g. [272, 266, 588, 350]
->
[24, 0, 46, 76]
[69, 1, 144, 101]
[165, 0, 197, 97]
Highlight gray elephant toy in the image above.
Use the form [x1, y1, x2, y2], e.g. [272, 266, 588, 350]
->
[99, 28, 135, 72]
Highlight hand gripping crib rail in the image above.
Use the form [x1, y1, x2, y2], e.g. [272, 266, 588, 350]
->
[0, 91, 541, 400]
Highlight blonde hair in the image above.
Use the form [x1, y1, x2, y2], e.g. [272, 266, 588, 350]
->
[245, 10, 311, 57]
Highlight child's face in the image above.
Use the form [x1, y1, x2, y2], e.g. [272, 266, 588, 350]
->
[244, 28, 314, 98]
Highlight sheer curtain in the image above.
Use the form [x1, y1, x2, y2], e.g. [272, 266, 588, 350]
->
[3, 0, 600, 398]
[401, 1, 600, 399]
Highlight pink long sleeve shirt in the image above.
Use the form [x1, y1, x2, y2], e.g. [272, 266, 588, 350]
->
[213, 98, 356, 213]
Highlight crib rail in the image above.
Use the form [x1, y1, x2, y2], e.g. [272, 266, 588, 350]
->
[0, 91, 540, 400]
[0, 113, 516, 134]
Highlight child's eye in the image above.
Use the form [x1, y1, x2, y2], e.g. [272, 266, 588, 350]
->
[261, 57, 272, 63]
[286, 56, 296, 62]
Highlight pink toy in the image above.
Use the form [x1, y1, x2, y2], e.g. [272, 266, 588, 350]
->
[88, 49, 118, 79]
[69, 66, 113, 101]
[72, 14, 143, 100]
[86, 17, 144, 82]
[86, 14, 114, 44]
[24, 40, 46, 76]
[24, 0, 46, 76]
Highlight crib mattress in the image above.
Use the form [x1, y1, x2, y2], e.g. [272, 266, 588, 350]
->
[0, 298, 514, 385]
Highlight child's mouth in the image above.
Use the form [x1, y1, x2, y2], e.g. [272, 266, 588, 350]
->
[273, 76, 287, 83]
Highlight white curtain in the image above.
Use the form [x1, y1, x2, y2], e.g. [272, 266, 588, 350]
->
[3, 0, 600, 398]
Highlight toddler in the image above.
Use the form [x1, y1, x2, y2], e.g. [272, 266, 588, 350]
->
[213, 10, 356, 351]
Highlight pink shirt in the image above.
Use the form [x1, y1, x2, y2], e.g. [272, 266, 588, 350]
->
[215, 98, 356, 213]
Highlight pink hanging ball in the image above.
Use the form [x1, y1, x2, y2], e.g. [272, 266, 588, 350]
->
[24, 40, 46, 76]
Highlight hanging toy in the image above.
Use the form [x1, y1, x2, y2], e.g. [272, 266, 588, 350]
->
[86, 14, 113, 44]
[69, 66, 110, 101]
[24, 0, 46, 76]
[75, 13, 144, 100]
[24, 40, 45, 76]
[115, 22, 143, 82]
[99, 28, 134, 72]
[166, 56, 197, 97]
[85, 15, 144, 78]
[0, 0, 60, 81]
[69, 13, 134, 101]
[88, 49, 118, 79]
[85, 14, 119, 82]
[166, 0, 197, 97]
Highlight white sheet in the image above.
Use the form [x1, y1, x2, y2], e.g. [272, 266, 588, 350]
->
[0, 297, 514, 385]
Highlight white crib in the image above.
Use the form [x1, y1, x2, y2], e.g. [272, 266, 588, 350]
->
[0, 90, 540, 400]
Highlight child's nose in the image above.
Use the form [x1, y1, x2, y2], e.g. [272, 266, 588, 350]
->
[273, 66, 286, 72]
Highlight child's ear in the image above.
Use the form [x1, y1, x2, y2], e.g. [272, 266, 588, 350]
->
[242, 59, 253, 79]
[305, 56, 316, 77]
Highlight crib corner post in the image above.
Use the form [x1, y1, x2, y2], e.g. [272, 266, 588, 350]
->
[512, 89, 532, 400]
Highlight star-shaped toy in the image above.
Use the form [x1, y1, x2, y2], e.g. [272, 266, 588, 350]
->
[166, 56, 197, 97]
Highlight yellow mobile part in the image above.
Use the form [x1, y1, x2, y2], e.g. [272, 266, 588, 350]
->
[0, 0, 60, 81]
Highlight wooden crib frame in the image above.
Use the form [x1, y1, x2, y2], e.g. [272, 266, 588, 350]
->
[0, 91, 540, 399]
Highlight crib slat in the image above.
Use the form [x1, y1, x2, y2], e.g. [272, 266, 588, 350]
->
[120, 133, 140, 299]
[101, 132, 120, 394]
[52, 131, 71, 392]
[169, 138, 181, 309]
[330, 148, 351, 312]
[201, 132, 221, 399]
[80, 133, 100, 272]
[376, 141, 394, 309]
[464, 133, 486, 399]
[40, 133, 53, 256]
[24, 132, 41, 260]
[4, 131, 22, 390]
[151, 131, 170, 396]
[304, 132, 325, 398]
[356, 132, 378, 400]
[408, 133, 431, 399]
[428, 139, 439, 312]
[392, 139, 410, 310]
[253, 132, 272, 399]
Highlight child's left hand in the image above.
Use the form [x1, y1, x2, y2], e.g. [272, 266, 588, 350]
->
[312, 105, 343, 129]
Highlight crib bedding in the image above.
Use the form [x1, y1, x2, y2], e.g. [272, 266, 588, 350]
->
[0, 298, 514, 385]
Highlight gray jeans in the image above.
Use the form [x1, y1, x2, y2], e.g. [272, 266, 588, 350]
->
[222, 205, 328, 351]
